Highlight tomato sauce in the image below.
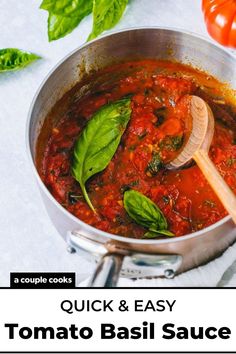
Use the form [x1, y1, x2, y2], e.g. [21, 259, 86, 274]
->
[37, 60, 236, 238]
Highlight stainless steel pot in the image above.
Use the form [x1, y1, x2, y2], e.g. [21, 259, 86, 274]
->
[26, 28, 236, 287]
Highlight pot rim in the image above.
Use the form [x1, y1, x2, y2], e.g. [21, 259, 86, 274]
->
[26, 26, 234, 245]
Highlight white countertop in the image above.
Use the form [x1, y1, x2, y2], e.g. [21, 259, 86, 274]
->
[1, 0, 236, 287]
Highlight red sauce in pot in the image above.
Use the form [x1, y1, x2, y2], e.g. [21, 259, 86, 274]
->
[37, 60, 236, 238]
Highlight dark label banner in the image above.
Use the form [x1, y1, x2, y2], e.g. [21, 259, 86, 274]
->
[10, 272, 76, 289]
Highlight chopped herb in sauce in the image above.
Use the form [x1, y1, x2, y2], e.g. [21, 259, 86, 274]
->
[128, 145, 137, 151]
[204, 200, 216, 208]
[162, 195, 170, 204]
[138, 131, 147, 140]
[160, 135, 184, 151]
[146, 152, 163, 176]
[144, 88, 151, 96]
[226, 157, 236, 166]
[153, 107, 167, 126]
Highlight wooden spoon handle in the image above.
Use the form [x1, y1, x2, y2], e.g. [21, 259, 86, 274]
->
[194, 149, 236, 224]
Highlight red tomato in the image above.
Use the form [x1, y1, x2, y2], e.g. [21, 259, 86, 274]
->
[202, 0, 236, 47]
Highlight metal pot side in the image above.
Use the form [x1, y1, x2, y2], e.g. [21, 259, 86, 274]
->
[27, 28, 236, 278]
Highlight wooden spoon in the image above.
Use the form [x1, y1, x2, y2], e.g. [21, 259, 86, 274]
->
[167, 95, 236, 224]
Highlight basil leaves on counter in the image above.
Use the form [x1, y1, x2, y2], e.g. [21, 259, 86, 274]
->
[0, 49, 41, 72]
[40, 0, 92, 16]
[40, 0, 128, 42]
[41, 0, 93, 41]
[124, 190, 174, 238]
[72, 98, 132, 211]
[88, 0, 128, 41]
[47, 12, 87, 42]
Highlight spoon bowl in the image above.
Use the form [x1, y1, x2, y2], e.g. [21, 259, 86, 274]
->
[167, 95, 236, 224]
[167, 96, 214, 169]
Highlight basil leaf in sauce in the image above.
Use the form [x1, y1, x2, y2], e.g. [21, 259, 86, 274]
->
[0, 49, 41, 72]
[124, 189, 174, 238]
[144, 230, 175, 239]
[87, 0, 128, 41]
[72, 98, 132, 211]
[41, 0, 93, 41]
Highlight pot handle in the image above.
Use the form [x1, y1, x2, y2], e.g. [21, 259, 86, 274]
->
[88, 253, 124, 287]
[67, 231, 182, 287]
[88, 252, 183, 287]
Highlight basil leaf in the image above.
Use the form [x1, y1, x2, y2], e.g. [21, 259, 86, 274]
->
[48, 13, 83, 41]
[124, 190, 174, 238]
[144, 230, 174, 239]
[124, 189, 168, 229]
[0, 48, 41, 72]
[41, 0, 93, 41]
[87, 0, 128, 41]
[41, 0, 92, 17]
[72, 98, 132, 211]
